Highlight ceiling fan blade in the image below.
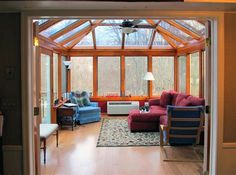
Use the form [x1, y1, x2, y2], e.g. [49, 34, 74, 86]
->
[131, 19, 143, 26]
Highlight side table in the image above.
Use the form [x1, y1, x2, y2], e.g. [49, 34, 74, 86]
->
[57, 106, 77, 131]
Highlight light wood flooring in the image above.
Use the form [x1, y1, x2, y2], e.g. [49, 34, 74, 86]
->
[41, 115, 203, 175]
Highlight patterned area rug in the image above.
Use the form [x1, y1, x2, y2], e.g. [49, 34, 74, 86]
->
[97, 118, 160, 147]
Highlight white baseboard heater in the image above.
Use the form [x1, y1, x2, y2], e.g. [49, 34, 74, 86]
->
[107, 101, 139, 115]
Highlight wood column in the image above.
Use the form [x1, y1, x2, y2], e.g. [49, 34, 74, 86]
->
[148, 55, 153, 98]
[58, 53, 62, 98]
[174, 55, 178, 92]
[67, 56, 71, 92]
[93, 56, 98, 97]
[121, 55, 125, 96]
[186, 53, 190, 94]
[199, 50, 204, 98]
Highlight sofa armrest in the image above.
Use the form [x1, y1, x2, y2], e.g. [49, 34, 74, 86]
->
[90, 102, 98, 107]
[148, 99, 160, 106]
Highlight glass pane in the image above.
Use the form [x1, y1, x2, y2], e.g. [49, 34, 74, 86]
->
[175, 20, 205, 36]
[102, 19, 123, 24]
[152, 57, 174, 96]
[182, 20, 205, 32]
[53, 53, 58, 101]
[71, 57, 93, 94]
[159, 21, 192, 41]
[75, 32, 93, 47]
[152, 32, 171, 47]
[98, 57, 120, 96]
[125, 29, 153, 47]
[190, 52, 200, 97]
[40, 54, 51, 124]
[178, 56, 186, 93]
[40, 20, 77, 37]
[55, 21, 90, 43]
[95, 26, 122, 47]
[125, 56, 147, 96]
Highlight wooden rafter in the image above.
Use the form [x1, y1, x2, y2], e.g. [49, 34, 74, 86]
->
[39, 19, 62, 33]
[60, 20, 102, 46]
[197, 19, 206, 26]
[67, 20, 103, 49]
[38, 34, 67, 50]
[121, 33, 125, 49]
[147, 19, 188, 45]
[92, 30, 97, 49]
[164, 19, 201, 40]
[50, 19, 88, 40]
[149, 30, 156, 49]
[158, 32, 177, 49]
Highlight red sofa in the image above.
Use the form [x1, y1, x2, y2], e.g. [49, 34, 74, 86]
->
[128, 91, 205, 132]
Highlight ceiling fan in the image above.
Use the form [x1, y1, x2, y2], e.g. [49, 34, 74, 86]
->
[120, 19, 143, 35]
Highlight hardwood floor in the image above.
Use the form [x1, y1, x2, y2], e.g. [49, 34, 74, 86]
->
[41, 115, 203, 175]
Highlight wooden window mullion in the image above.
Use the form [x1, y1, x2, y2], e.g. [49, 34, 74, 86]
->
[186, 53, 190, 94]
[93, 55, 98, 97]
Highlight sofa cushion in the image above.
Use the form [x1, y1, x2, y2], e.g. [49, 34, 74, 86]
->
[160, 115, 168, 126]
[175, 94, 189, 106]
[160, 91, 172, 107]
[149, 99, 160, 106]
[150, 106, 166, 116]
[76, 97, 84, 107]
[78, 106, 100, 114]
[128, 110, 160, 122]
[187, 96, 205, 106]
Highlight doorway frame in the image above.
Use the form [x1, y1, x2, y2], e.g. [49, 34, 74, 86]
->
[21, 10, 224, 175]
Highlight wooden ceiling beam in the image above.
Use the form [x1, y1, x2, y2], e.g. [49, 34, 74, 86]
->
[164, 19, 201, 40]
[39, 19, 62, 33]
[149, 30, 156, 49]
[38, 34, 67, 50]
[158, 31, 177, 49]
[67, 20, 103, 49]
[121, 33, 125, 49]
[92, 30, 97, 49]
[147, 19, 188, 45]
[50, 19, 88, 40]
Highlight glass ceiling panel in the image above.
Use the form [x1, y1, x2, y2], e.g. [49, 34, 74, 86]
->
[152, 32, 170, 46]
[175, 20, 203, 36]
[75, 32, 93, 47]
[55, 21, 90, 43]
[102, 20, 123, 24]
[180, 20, 205, 35]
[40, 19, 78, 37]
[125, 29, 153, 47]
[153, 20, 160, 25]
[159, 21, 192, 41]
[95, 26, 122, 47]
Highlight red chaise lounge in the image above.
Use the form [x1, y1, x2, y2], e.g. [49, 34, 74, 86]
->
[128, 90, 205, 132]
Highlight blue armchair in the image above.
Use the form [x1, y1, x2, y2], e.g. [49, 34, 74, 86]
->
[69, 92, 101, 124]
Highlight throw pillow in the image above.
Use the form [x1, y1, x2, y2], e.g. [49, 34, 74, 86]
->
[83, 96, 91, 106]
[175, 93, 189, 106]
[177, 98, 192, 106]
[76, 97, 84, 107]
[70, 96, 78, 105]
[160, 91, 172, 107]
[187, 96, 205, 106]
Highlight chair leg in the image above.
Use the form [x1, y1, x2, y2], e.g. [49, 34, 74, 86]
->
[72, 116, 74, 131]
[160, 129, 164, 147]
[56, 130, 59, 147]
[43, 139, 46, 164]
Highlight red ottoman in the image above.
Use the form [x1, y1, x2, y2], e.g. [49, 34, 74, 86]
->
[128, 109, 162, 132]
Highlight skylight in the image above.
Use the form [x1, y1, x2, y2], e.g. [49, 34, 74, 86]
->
[152, 32, 171, 47]
[95, 26, 122, 47]
[40, 20, 78, 37]
[75, 32, 93, 47]
[125, 29, 153, 48]
[55, 21, 90, 43]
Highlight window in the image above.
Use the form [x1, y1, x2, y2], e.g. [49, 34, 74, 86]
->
[178, 56, 186, 93]
[71, 57, 93, 94]
[53, 53, 58, 101]
[190, 52, 200, 97]
[125, 56, 147, 96]
[152, 56, 174, 96]
[98, 57, 120, 96]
